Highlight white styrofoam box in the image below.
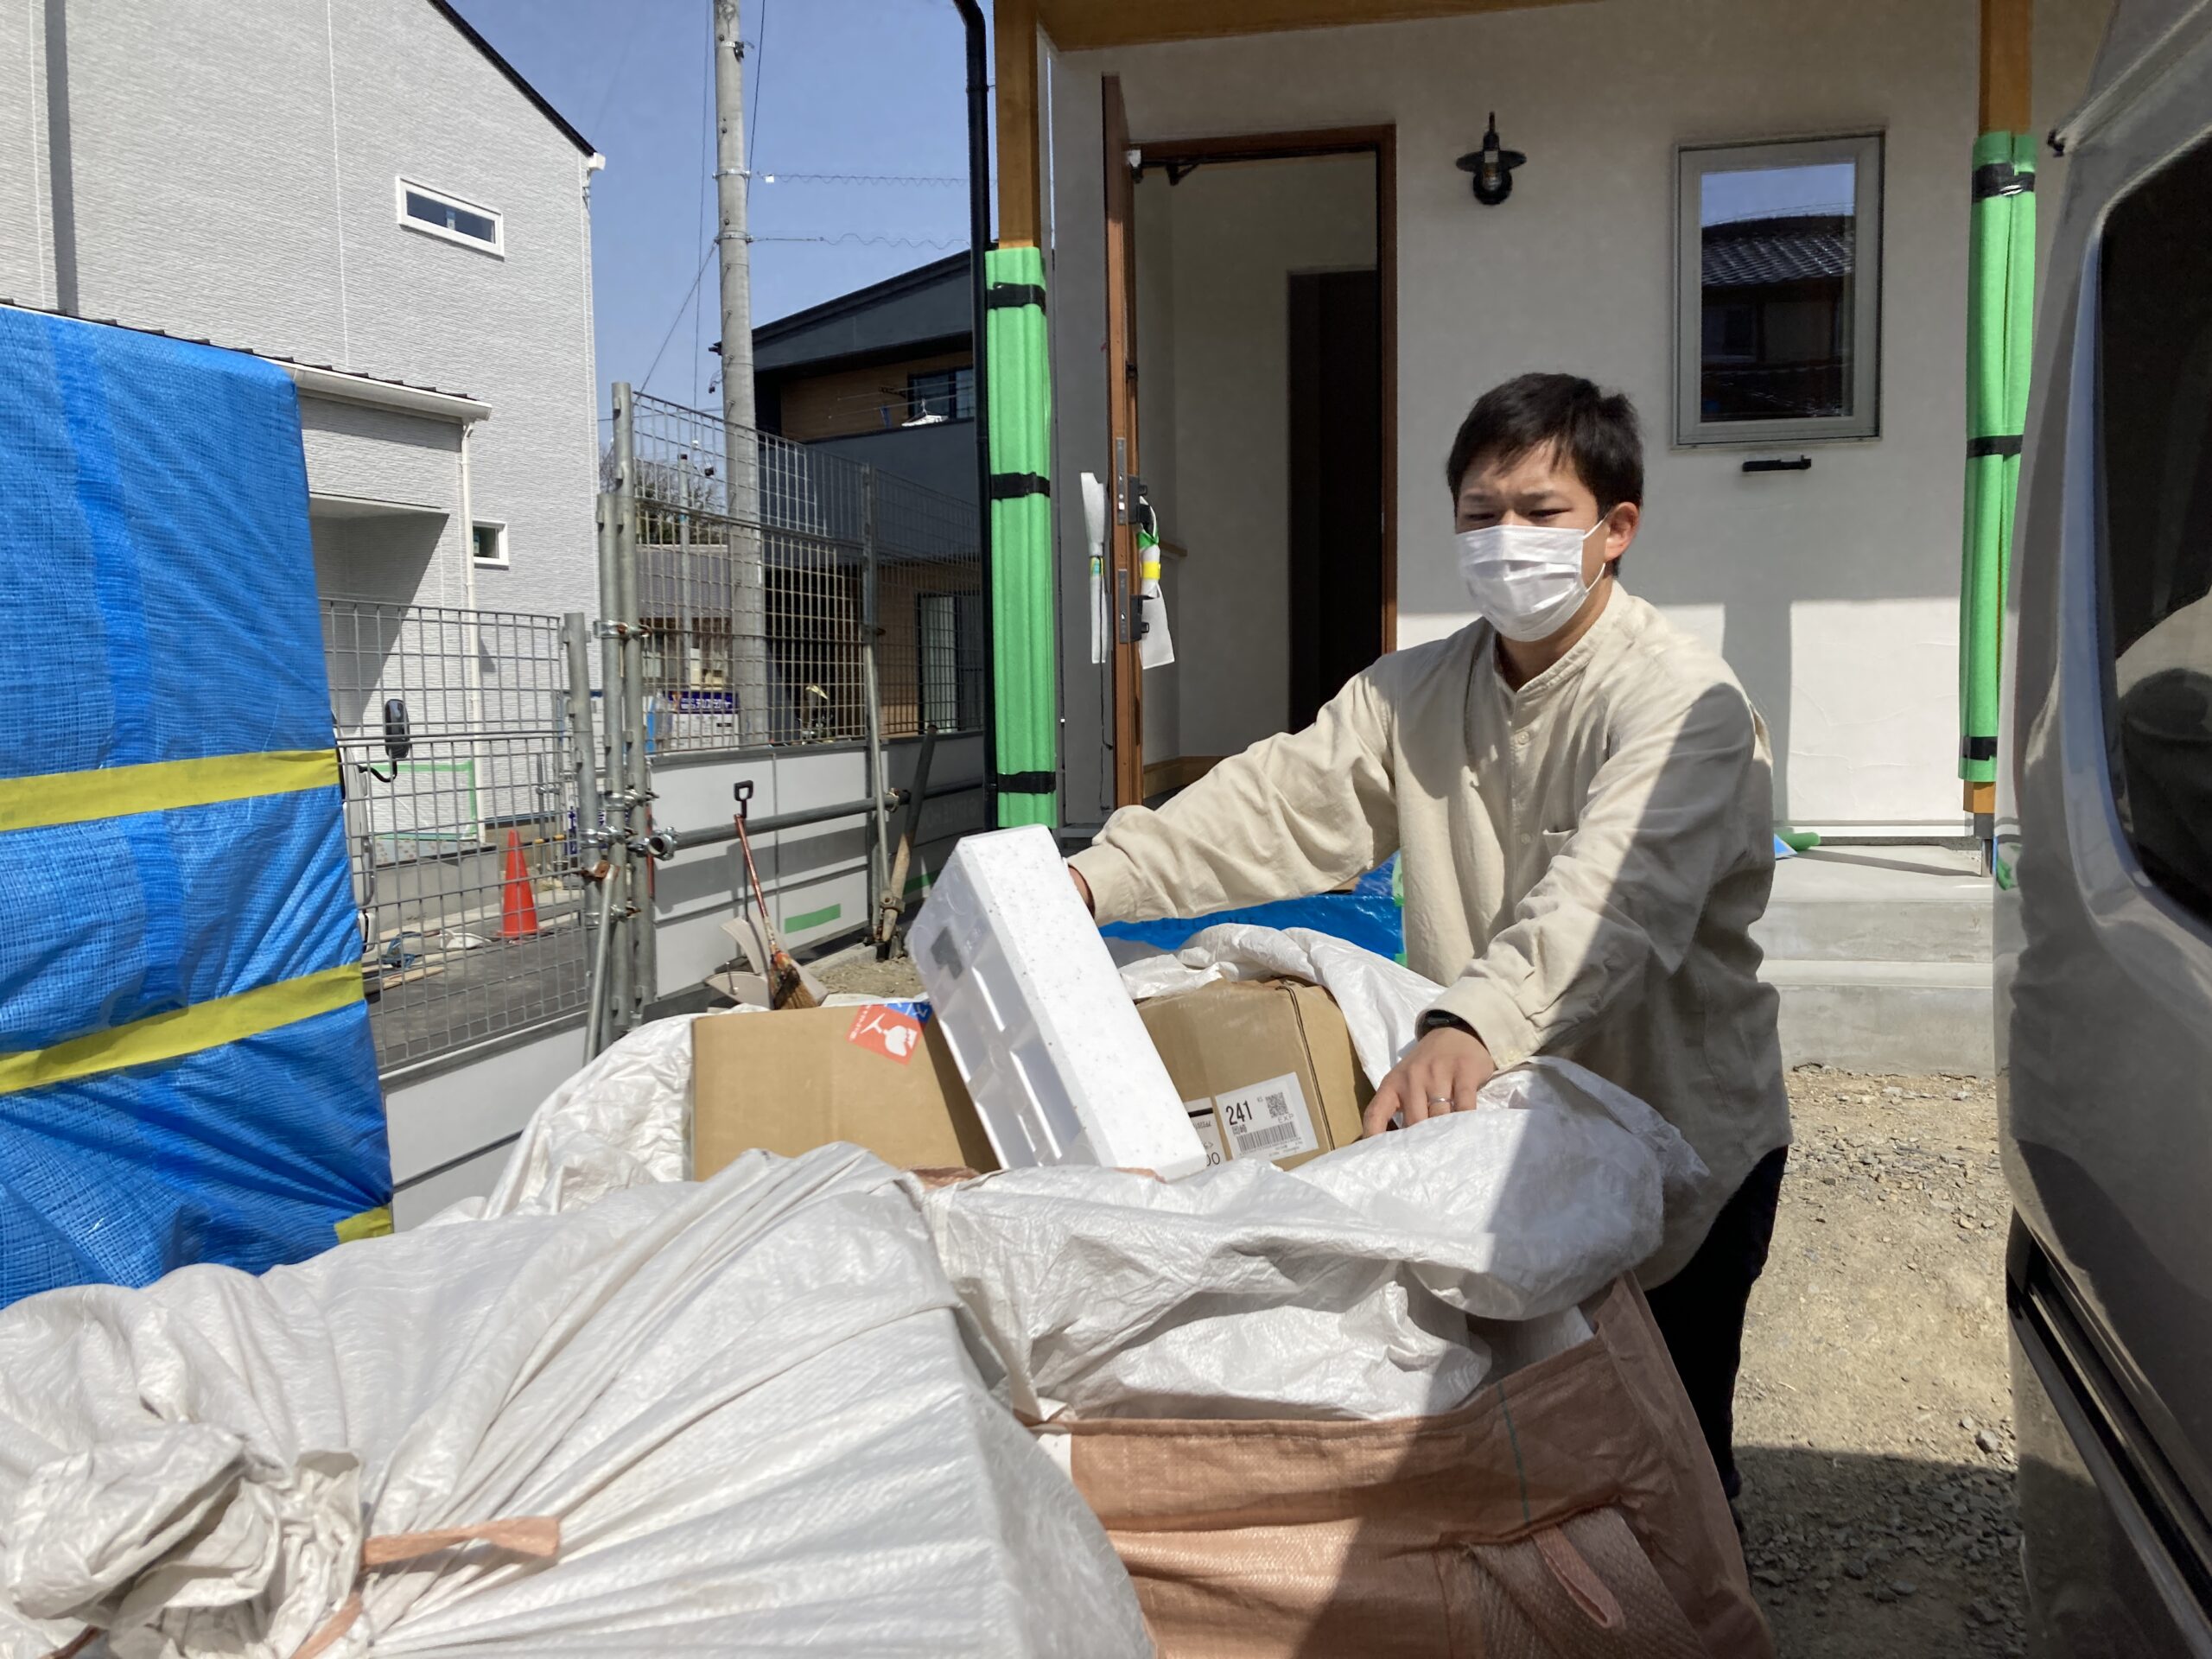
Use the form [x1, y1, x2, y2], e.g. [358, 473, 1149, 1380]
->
[909, 825, 1208, 1179]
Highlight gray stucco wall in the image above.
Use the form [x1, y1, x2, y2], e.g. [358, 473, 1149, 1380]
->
[301, 397, 462, 515]
[3, 0, 600, 619]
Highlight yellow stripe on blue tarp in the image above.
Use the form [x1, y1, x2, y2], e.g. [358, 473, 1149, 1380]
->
[0, 964, 365, 1096]
[0, 748, 339, 835]
[334, 1205, 394, 1243]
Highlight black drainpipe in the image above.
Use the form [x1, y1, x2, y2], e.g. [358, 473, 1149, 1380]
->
[950, 0, 995, 827]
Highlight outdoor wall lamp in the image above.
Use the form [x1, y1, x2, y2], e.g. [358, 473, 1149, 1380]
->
[1456, 113, 1525, 205]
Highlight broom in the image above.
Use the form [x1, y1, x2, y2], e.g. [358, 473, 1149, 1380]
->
[733, 784, 817, 1011]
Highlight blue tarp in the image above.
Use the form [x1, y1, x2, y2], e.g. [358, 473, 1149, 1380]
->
[1100, 856, 1407, 962]
[0, 308, 390, 1306]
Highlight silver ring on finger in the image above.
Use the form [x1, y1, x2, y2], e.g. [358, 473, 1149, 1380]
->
[1426, 1095, 1454, 1109]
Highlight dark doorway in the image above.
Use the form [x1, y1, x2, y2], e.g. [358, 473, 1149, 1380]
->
[1288, 269, 1384, 731]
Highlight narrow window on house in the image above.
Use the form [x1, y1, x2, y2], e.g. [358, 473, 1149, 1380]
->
[399, 179, 504, 254]
[1675, 134, 1882, 442]
[472, 522, 508, 567]
[918, 591, 985, 730]
[906, 365, 976, 423]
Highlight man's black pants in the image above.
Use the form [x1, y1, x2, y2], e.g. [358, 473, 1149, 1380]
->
[1643, 1147, 1789, 1501]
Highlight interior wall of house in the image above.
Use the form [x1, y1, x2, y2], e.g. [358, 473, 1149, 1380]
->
[1164, 155, 1376, 765]
[1046, 0, 2111, 836]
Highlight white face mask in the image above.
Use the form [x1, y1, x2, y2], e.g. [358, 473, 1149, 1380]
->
[1455, 518, 1610, 643]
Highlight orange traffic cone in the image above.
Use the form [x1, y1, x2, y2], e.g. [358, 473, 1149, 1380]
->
[499, 829, 540, 940]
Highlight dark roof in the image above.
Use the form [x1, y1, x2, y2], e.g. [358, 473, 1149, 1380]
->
[753, 253, 972, 373]
[429, 0, 595, 156]
[1701, 214, 1853, 289]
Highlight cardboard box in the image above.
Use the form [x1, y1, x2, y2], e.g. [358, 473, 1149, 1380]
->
[691, 1005, 1001, 1179]
[1137, 980, 1374, 1171]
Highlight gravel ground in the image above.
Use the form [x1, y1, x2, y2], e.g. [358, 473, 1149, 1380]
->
[810, 949, 928, 1000]
[807, 955, 2027, 1653]
[1738, 1070, 2021, 1657]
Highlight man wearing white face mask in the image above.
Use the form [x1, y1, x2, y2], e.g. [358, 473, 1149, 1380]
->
[1067, 372, 1789, 1503]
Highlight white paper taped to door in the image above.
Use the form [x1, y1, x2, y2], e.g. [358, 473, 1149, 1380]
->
[1083, 472, 1108, 667]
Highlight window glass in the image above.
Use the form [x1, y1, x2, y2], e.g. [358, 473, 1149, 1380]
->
[906, 366, 976, 423]
[1677, 137, 1880, 442]
[2098, 130, 2212, 923]
[403, 186, 499, 250]
[918, 591, 984, 731]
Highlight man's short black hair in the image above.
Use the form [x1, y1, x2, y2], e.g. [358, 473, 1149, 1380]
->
[1444, 372, 1643, 511]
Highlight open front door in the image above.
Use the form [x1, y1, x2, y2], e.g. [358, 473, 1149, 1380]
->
[1102, 76, 1144, 806]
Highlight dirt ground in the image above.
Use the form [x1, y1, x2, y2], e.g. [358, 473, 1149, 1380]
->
[813, 949, 928, 1000]
[1738, 1070, 2022, 1657]
[811, 948, 2027, 1654]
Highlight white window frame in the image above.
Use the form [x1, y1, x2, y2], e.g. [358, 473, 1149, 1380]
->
[471, 520, 509, 569]
[1675, 132, 1883, 446]
[397, 176, 505, 256]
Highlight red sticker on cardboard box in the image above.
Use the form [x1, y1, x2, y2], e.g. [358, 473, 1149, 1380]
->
[848, 1005, 925, 1064]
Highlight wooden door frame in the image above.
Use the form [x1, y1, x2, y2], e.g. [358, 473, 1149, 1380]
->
[1101, 78, 1147, 807]
[1123, 124, 1399, 659]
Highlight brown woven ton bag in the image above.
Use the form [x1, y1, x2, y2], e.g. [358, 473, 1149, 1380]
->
[1041, 1277, 1774, 1658]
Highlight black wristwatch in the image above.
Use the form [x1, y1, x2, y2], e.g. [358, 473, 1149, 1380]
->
[1418, 1009, 1479, 1040]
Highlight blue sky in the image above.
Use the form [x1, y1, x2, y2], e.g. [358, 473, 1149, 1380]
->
[450, 0, 987, 412]
[1700, 162, 1858, 226]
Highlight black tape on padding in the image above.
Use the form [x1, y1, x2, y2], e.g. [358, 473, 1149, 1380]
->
[1967, 434, 2024, 460]
[1973, 162, 2036, 201]
[989, 473, 1051, 501]
[1961, 736, 1999, 761]
[986, 282, 1047, 312]
[995, 771, 1057, 795]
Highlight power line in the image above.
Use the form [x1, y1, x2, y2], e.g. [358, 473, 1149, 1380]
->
[752, 232, 967, 250]
[692, 3, 715, 408]
[747, 0, 771, 168]
[758, 172, 974, 188]
[639, 240, 719, 396]
[585, 24, 640, 135]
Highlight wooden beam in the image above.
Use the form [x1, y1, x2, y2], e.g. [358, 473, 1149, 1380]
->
[1979, 0, 2033, 131]
[995, 0, 1043, 248]
[1036, 0, 1572, 51]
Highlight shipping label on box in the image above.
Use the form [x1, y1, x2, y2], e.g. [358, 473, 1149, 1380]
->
[1141, 980, 1370, 1172]
[1185, 1101, 1227, 1168]
[1214, 1072, 1320, 1162]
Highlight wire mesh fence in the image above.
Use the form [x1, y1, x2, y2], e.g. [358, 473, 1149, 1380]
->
[623, 394, 983, 752]
[323, 598, 591, 1073]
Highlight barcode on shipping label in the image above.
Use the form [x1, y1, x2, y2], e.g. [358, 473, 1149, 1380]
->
[1214, 1073, 1319, 1162]
[1185, 1101, 1226, 1166]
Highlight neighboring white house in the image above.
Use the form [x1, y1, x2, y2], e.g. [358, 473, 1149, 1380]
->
[0, 0, 602, 620]
[1005, 0, 2114, 840]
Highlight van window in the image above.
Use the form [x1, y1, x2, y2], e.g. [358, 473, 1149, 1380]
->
[2099, 130, 2212, 922]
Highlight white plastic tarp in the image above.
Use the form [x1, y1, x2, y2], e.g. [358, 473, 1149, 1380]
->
[924, 1058, 1706, 1422]
[0, 1147, 1149, 1658]
[1110, 923, 1440, 1088]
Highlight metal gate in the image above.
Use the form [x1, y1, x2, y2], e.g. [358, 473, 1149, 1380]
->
[325, 598, 593, 1072]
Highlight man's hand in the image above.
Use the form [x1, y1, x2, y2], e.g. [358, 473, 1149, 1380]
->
[1068, 864, 1095, 915]
[1363, 1025, 1497, 1137]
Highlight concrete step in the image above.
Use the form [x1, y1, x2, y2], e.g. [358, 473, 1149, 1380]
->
[1763, 958, 1993, 1078]
[1753, 849, 1993, 963]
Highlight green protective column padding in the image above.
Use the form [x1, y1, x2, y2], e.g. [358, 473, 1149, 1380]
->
[1958, 131, 2036, 786]
[985, 245, 1058, 829]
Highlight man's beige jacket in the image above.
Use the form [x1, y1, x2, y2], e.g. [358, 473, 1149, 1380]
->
[1071, 590, 1790, 1283]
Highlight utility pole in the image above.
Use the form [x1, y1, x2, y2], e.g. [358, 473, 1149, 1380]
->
[713, 0, 769, 747]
